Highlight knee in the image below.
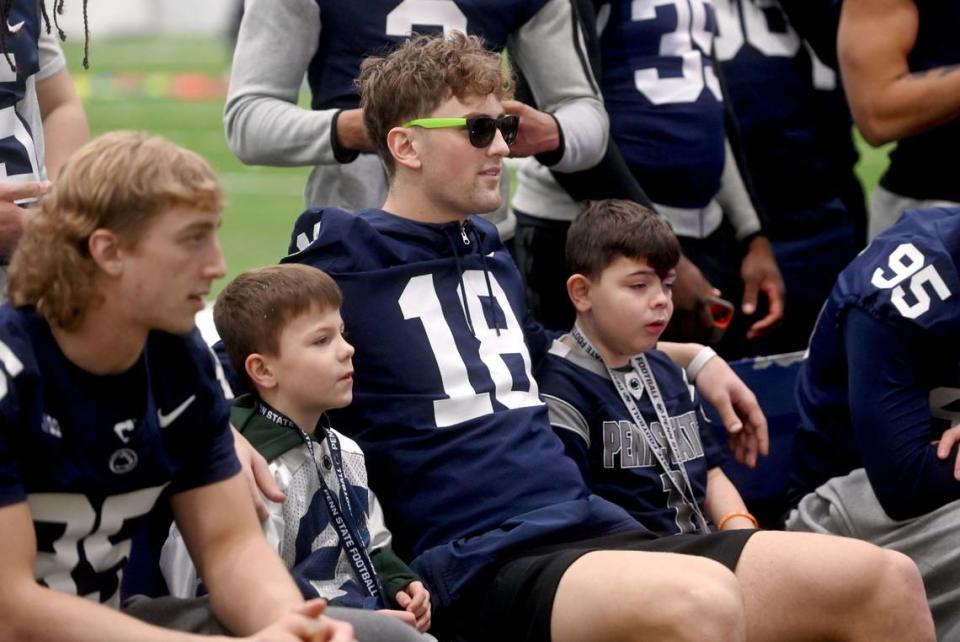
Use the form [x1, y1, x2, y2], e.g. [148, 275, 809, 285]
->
[868, 550, 935, 641]
[659, 569, 745, 642]
[871, 550, 925, 603]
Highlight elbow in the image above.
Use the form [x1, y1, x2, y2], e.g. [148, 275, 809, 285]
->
[869, 464, 944, 521]
[224, 129, 256, 166]
[0, 585, 43, 640]
[550, 98, 608, 172]
[849, 100, 909, 146]
[856, 118, 899, 147]
[223, 103, 258, 165]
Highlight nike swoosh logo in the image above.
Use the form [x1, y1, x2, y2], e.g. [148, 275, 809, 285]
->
[6, 20, 24, 34]
[157, 395, 196, 429]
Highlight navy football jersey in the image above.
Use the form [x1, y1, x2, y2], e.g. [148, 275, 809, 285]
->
[791, 208, 960, 510]
[0, 0, 44, 184]
[881, 0, 960, 202]
[599, 0, 725, 209]
[0, 306, 240, 607]
[309, 0, 549, 110]
[284, 207, 639, 607]
[714, 0, 849, 235]
[537, 340, 726, 535]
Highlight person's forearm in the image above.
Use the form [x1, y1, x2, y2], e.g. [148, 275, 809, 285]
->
[508, 0, 608, 171]
[839, 0, 960, 145]
[204, 530, 302, 634]
[846, 64, 960, 145]
[657, 342, 707, 369]
[36, 68, 90, 180]
[41, 101, 89, 180]
[703, 468, 753, 529]
[172, 475, 302, 635]
[0, 582, 225, 642]
[224, 0, 343, 166]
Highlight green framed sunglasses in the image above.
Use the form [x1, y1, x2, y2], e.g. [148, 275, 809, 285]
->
[402, 114, 520, 148]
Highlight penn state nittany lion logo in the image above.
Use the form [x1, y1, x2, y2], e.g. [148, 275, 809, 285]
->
[109, 448, 138, 474]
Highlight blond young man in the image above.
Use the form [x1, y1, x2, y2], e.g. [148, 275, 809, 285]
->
[282, 33, 935, 641]
[0, 132, 354, 642]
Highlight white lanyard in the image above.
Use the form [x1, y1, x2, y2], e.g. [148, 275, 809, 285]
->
[570, 325, 710, 533]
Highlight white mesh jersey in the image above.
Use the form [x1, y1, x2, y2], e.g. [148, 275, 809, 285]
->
[162, 428, 392, 607]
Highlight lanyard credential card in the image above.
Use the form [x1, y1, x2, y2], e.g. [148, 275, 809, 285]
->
[569, 326, 710, 533]
[256, 401, 384, 599]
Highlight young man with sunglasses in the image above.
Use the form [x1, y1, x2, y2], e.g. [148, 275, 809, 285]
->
[283, 32, 935, 642]
[226, 0, 606, 241]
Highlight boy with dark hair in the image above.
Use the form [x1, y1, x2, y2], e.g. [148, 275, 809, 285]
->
[537, 199, 757, 535]
[284, 32, 934, 642]
[0, 131, 354, 641]
[163, 264, 432, 639]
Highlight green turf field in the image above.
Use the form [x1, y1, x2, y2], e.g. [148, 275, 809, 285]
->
[63, 37, 308, 294]
[63, 36, 892, 295]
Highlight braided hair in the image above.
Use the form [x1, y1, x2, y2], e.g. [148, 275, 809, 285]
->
[0, 0, 90, 72]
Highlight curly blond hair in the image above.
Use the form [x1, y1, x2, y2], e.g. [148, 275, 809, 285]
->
[356, 32, 514, 176]
[7, 131, 223, 330]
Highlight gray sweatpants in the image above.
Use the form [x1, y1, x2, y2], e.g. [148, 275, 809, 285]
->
[868, 185, 958, 241]
[123, 595, 434, 641]
[786, 468, 960, 641]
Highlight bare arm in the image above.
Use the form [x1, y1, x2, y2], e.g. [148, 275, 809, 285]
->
[170, 473, 303, 635]
[37, 68, 89, 180]
[839, 0, 960, 145]
[703, 468, 755, 529]
[658, 344, 770, 467]
[0, 502, 223, 642]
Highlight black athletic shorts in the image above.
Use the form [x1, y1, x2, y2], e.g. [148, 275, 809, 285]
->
[449, 528, 757, 642]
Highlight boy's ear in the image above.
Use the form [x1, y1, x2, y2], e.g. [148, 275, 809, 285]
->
[245, 353, 277, 390]
[386, 126, 422, 171]
[567, 273, 593, 313]
[87, 229, 124, 277]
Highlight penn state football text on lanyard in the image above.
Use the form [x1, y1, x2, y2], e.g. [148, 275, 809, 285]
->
[570, 325, 710, 532]
[257, 401, 384, 600]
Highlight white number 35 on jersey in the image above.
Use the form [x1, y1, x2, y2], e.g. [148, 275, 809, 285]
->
[870, 243, 952, 319]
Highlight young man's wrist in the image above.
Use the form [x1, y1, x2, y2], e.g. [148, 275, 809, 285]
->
[331, 109, 361, 164]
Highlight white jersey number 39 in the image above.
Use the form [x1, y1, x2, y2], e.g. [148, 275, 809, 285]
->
[629, 0, 722, 105]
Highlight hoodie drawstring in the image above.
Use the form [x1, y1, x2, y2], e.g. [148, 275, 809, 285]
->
[449, 220, 502, 338]
[469, 224, 501, 336]
[448, 229, 476, 335]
